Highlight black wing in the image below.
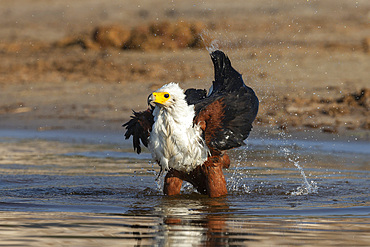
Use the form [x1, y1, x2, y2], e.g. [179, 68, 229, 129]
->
[210, 50, 245, 93]
[194, 50, 259, 152]
[123, 107, 154, 154]
[185, 88, 207, 105]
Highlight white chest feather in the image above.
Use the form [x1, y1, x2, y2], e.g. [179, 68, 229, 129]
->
[148, 103, 209, 172]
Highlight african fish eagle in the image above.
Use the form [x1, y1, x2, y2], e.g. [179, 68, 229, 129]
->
[123, 50, 259, 197]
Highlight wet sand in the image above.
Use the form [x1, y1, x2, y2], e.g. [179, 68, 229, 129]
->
[0, 0, 369, 137]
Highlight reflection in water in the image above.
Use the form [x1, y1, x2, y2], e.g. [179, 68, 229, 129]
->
[1, 203, 369, 246]
[157, 197, 231, 246]
[124, 196, 369, 246]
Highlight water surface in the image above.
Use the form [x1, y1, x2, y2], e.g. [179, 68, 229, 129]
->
[0, 129, 369, 246]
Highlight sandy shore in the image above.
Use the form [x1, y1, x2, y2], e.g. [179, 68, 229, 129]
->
[0, 0, 369, 140]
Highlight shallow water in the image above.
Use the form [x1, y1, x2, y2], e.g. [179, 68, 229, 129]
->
[0, 129, 369, 246]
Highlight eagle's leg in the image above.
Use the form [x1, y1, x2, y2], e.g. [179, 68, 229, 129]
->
[201, 159, 227, 198]
[182, 156, 228, 197]
[219, 152, 230, 169]
[184, 167, 208, 195]
[163, 169, 183, 196]
[163, 153, 229, 197]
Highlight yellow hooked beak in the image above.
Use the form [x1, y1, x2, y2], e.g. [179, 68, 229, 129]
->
[148, 92, 171, 106]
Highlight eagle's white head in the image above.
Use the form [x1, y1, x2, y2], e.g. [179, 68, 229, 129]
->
[147, 82, 186, 110]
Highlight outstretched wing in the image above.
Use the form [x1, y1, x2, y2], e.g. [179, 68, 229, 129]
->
[194, 50, 259, 153]
[123, 107, 154, 154]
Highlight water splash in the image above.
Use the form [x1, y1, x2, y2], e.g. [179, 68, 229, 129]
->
[228, 166, 250, 194]
[155, 175, 164, 193]
[279, 134, 318, 195]
[200, 30, 220, 53]
[289, 158, 318, 195]
[152, 163, 165, 192]
[205, 38, 220, 53]
[227, 154, 251, 194]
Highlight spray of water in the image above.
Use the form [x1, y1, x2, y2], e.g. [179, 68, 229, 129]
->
[155, 172, 165, 192]
[228, 161, 251, 194]
[289, 158, 318, 195]
[200, 30, 220, 53]
[280, 143, 318, 195]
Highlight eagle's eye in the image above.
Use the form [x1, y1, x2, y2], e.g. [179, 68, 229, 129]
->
[164, 94, 170, 98]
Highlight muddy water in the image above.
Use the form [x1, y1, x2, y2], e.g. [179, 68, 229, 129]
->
[0, 130, 369, 246]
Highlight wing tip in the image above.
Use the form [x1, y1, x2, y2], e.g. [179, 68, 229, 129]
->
[210, 49, 226, 58]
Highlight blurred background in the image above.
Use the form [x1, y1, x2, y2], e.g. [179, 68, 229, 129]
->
[0, 0, 369, 138]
